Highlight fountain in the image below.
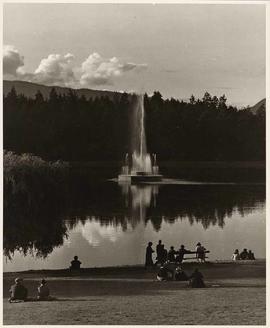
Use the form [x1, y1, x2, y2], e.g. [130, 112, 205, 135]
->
[118, 94, 162, 183]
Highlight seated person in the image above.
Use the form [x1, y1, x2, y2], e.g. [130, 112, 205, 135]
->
[176, 245, 193, 263]
[9, 277, 28, 302]
[163, 261, 176, 280]
[189, 268, 205, 288]
[232, 249, 240, 261]
[175, 266, 189, 281]
[157, 266, 168, 281]
[37, 279, 51, 300]
[70, 256, 82, 270]
[239, 248, 249, 260]
[248, 250, 255, 260]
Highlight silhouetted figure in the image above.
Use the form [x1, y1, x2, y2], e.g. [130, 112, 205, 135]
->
[196, 242, 206, 262]
[168, 246, 176, 262]
[176, 245, 193, 263]
[248, 250, 255, 260]
[175, 266, 189, 281]
[145, 242, 154, 267]
[161, 245, 168, 263]
[156, 240, 164, 263]
[162, 261, 175, 280]
[70, 256, 81, 270]
[9, 277, 28, 302]
[37, 279, 50, 300]
[232, 249, 240, 261]
[189, 268, 205, 288]
[157, 266, 168, 281]
[240, 248, 249, 260]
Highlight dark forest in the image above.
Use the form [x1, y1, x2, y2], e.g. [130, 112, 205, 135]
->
[3, 86, 265, 162]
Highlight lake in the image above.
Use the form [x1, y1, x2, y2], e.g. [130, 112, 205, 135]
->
[3, 176, 265, 272]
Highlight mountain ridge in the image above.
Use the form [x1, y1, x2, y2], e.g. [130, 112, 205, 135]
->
[3, 80, 126, 100]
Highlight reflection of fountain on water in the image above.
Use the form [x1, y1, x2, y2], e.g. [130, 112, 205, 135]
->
[118, 94, 162, 182]
[120, 183, 159, 225]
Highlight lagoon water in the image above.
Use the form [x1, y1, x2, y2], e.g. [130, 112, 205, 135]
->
[4, 179, 265, 272]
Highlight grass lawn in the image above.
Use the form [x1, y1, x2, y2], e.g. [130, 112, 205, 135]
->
[3, 261, 266, 325]
[3, 286, 265, 325]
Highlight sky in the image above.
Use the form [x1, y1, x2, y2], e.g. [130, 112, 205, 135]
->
[3, 3, 266, 107]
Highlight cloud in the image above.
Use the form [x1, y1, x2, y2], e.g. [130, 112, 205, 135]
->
[33, 53, 75, 86]
[80, 52, 147, 86]
[3, 45, 147, 87]
[3, 45, 24, 76]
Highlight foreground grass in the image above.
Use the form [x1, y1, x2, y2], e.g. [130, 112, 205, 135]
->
[3, 262, 266, 325]
[3, 286, 265, 325]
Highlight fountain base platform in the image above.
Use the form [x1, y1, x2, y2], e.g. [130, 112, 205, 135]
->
[118, 172, 163, 183]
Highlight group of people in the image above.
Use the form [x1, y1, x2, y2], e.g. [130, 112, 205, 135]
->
[232, 248, 256, 261]
[146, 240, 209, 267]
[9, 256, 82, 303]
[157, 263, 205, 288]
[9, 277, 52, 303]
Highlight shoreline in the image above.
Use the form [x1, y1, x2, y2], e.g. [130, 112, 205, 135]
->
[4, 259, 266, 278]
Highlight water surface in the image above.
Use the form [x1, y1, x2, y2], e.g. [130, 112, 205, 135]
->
[4, 180, 265, 272]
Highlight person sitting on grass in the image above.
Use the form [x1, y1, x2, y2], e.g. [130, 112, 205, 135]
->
[189, 268, 205, 288]
[157, 265, 168, 281]
[157, 261, 175, 280]
[175, 266, 189, 281]
[37, 279, 51, 301]
[70, 256, 82, 270]
[9, 277, 28, 303]
[240, 248, 249, 260]
[248, 250, 256, 260]
[232, 249, 240, 261]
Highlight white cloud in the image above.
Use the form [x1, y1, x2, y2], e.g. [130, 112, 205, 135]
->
[3, 45, 24, 76]
[33, 53, 75, 86]
[80, 52, 147, 86]
[3, 46, 147, 87]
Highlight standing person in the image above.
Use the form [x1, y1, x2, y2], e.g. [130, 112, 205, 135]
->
[70, 256, 82, 270]
[232, 249, 240, 261]
[168, 246, 176, 262]
[37, 279, 50, 300]
[196, 242, 206, 263]
[161, 245, 168, 264]
[145, 242, 155, 267]
[189, 268, 205, 288]
[9, 277, 28, 302]
[240, 248, 249, 260]
[156, 240, 163, 264]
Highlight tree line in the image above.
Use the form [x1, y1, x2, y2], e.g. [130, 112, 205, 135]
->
[3, 87, 265, 162]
